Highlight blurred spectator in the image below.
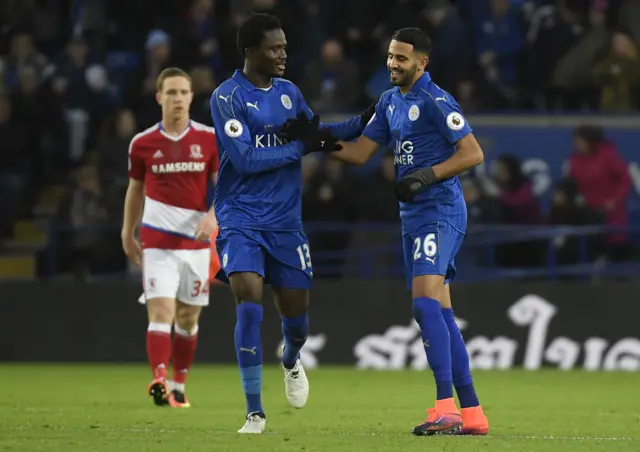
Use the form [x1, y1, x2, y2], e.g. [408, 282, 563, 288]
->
[592, 30, 640, 111]
[473, 0, 527, 97]
[0, 95, 27, 238]
[303, 159, 358, 277]
[492, 154, 543, 267]
[550, 0, 610, 109]
[47, 164, 124, 279]
[424, 0, 472, 94]
[97, 109, 137, 189]
[0, 32, 52, 89]
[528, 0, 586, 107]
[303, 39, 360, 112]
[463, 178, 503, 226]
[548, 179, 605, 265]
[51, 37, 113, 161]
[364, 37, 393, 102]
[10, 64, 64, 202]
[131, 30, 176, 128]
[180, 0, 225, 79]
[189, 66, 216, 125]
[617, 0, 640, 47]
[493, 154, 542, 225]
[568, 125, 632, 260]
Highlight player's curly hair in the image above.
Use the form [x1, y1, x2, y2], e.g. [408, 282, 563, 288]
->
[391, 28, 432, 55]
[237, 13, 282, 57]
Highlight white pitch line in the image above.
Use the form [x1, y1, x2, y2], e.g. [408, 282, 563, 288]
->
[4, 426, 638, 441]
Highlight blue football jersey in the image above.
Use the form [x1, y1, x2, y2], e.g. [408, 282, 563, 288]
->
[363, 72, 471, 234]
[211, 70, 361, 231]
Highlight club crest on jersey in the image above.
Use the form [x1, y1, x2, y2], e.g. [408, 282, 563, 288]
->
[281, 94, 293, 110]
[408, 105, 420, 121]
[446, 112, 465, 131]
[224, 119, 243, 138]
[190, 144, 202, 159]
[148, 278, 156, 292]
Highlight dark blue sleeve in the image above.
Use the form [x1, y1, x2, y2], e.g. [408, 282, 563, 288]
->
[211, 87, 304, 175]
[293, 86, 363, 141]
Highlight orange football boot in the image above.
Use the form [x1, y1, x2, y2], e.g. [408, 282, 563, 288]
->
[412, 397, 462, 436]
[148, 366, 169, 406]
[168, 390, 191, 408]
[458, 406, 489, 435]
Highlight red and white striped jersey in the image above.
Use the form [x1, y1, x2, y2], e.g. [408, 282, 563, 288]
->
[128, 121, 219, 250]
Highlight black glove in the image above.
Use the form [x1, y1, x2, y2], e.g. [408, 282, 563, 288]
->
[279, 112, 310, 142]
[394, 167, 437, 202]
[301, 116, 343, 154]
[280, 114, 342, 154]
[359, 100, 377, 129]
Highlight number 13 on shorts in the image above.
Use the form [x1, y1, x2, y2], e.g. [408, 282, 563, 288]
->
[296, 243, 312, 270]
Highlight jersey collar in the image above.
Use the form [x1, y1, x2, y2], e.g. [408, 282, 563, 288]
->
[158, 120, 191, 142]
[404, 72, 432, 97]
[232, 69, 277, 91]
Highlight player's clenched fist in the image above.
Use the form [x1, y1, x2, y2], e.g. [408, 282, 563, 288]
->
[121, 233, 142, 266]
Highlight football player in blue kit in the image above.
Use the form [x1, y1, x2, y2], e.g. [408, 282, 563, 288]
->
[287, 27, 489, 436]
[209, 13, 375, 434]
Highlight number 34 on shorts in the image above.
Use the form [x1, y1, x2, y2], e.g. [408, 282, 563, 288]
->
[402, 221, 464, 281]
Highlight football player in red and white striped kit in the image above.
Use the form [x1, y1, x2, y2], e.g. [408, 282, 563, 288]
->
[122, 67, 219, 407]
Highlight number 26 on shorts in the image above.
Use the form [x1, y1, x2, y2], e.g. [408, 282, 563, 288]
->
[413, 233, 437, 261]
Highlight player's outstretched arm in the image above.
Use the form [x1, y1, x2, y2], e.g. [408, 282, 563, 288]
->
[292, 84, 376, 142]
[331, 135, 380, 165]
[211, 89, 304, 174]
[320, 115, 365, 142]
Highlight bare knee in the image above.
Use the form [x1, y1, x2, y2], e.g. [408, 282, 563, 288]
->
[147, 297, 175, 324]
[229, 272, 264, 303]
[412, 275, 446, 302]
[273, 287, 309, 317]
[175, 302, 201, 333]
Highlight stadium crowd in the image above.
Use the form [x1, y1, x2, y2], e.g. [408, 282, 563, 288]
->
[0, 0, 638, 278]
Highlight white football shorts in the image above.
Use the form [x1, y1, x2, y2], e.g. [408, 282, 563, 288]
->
[139, 248, 211, 307]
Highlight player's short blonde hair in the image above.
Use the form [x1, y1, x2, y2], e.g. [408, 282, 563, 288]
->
[156, 67, 192, 92]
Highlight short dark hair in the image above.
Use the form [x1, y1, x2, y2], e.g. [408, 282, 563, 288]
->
[156, 67, 191, 92]
[391, 28, 432, 55]
[237, 13, 282, 57]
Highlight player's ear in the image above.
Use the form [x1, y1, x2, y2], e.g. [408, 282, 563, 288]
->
[155, 91, 162, 106]
[422, 55, 429, 71]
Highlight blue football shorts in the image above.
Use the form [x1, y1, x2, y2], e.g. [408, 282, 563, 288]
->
[215, 228, 313, 290]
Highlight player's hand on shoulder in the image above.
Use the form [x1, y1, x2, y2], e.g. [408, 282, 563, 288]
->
[121, 233, 142, 266]
[359, 99, 378, 129]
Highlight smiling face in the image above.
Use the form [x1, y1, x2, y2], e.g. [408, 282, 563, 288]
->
[387, 39, 428, 89]
[249, 28, 287, 78]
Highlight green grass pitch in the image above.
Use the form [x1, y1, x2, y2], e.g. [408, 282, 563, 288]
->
[1, 365, 638, 451]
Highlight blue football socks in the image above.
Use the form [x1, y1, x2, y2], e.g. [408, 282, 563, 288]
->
[412, 297, 453, 400]
[441, 307, 480, 408]
[234, 302, 264, 414]
[281, 313, 309, 369]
